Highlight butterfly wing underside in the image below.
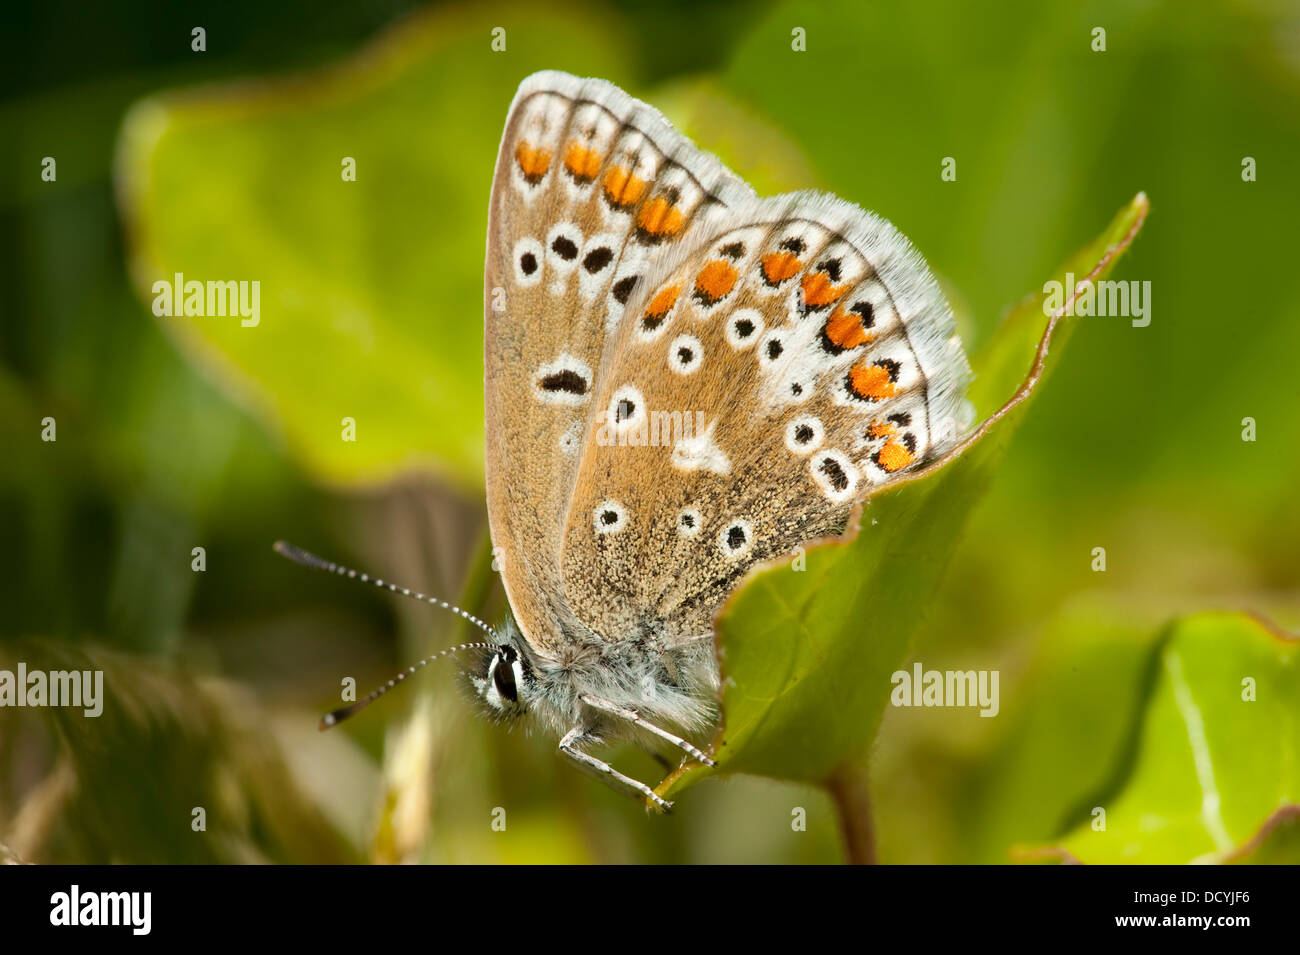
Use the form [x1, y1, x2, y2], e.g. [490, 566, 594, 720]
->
[558, 193, 972, 645]
[484, 72, 754, 659]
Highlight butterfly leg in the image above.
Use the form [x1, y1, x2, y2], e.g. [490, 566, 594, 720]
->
[558, 727, 673, 812]
[579, 694, 716, 767]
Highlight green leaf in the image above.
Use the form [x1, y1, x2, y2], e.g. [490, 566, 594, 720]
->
[657, 194, 1149, 803]
[1031, 613, 1299, 864]
[116, 6, 631, 490]
[871, 598, 1174, 863]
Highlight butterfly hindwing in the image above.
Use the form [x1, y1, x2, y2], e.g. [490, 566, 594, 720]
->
[484, 72, 753, 659]
[559, 193, 972, 645]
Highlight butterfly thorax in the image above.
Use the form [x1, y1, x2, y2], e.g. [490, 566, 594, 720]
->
[476, 615, 720, 743]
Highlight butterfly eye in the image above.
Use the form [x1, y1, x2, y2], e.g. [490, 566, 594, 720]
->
[492, 649, 519, 703]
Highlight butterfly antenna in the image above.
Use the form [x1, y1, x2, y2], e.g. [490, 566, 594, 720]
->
[318, 639, 495, 729]
[273, 541, 502, 730]
[273, 540, 497, 638]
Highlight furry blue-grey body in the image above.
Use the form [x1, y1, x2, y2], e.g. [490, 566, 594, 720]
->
[472, 616, 720, 747]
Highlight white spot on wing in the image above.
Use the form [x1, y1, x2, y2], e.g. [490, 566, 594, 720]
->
[577, 231, 619, 302]
[545, 221, 583, 295]
[559, 420, 582, 455]
[810, 449, 859, 504]
[671, 418, 731, 475]
[667, 334, 703, 375]
[785, 415, 824, 455]
[725, 308, 764, 349]
[513, 237, 543, 287]
[677, 507, 702, 539]
[607, 384, 646, 437]
[593, 499, 628, 535]
[718, 519, 753, 559]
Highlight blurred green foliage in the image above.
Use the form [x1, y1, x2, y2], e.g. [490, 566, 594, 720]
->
[1053, 613, 1297, 864]
[3, 0, 1299, 864]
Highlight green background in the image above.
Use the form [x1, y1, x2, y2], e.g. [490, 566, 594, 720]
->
[2, 0, 1297, 863]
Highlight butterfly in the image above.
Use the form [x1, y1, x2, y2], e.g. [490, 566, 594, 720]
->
[280, 71, 971, 811]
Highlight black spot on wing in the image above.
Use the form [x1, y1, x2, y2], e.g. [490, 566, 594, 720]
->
[539, 370, 587, 395]
[818, 456, 849, 491]
[726, 525, 747, 550]
[582, 247, 613, 273]
[612, 276, 638, 305]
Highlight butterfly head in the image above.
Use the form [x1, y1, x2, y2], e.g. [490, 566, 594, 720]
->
[470, 619, 536, 718]
[273, 542, 545, 727]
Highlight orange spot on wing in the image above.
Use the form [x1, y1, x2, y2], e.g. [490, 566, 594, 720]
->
[824, 304, 875, 350]
[644, 282, 683, 325]
[760, 251, 802, 285]
[801, 271, 850, 308]
[636, 196, 685, 240]
[693, 260, 739, 304]
[603, 165, 646, 209]
[867, 421, 896, 439]
[564, 141, 602, 182]
[876, 439, 916, 473]
[515, 142, 551, 183]
[848, 361, 897, 402]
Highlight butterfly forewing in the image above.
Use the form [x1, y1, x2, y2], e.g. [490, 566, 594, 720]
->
[484, 72, 753, 659]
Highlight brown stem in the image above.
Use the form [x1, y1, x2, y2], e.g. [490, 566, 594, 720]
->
[826, 761, 876, 865]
